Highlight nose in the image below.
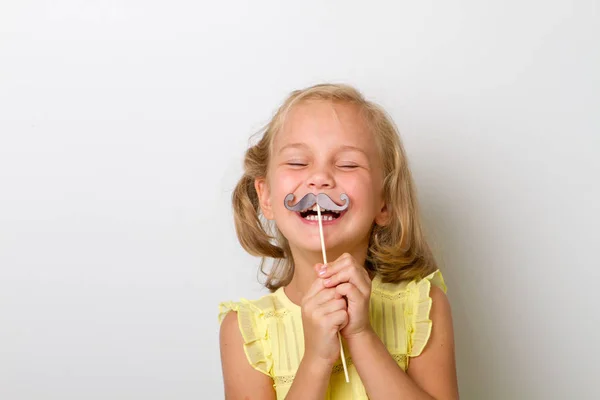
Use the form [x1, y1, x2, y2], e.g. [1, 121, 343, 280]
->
[306, 164, 335, 190]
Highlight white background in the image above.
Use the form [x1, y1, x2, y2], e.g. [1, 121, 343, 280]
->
[1, 1, 599, 399]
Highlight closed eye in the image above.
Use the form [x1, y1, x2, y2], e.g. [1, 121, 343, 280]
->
[287, 162, 307, 167]
[338, 164, 359, 169]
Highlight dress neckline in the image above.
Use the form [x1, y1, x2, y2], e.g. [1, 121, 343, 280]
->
[275, 286, 301, 312]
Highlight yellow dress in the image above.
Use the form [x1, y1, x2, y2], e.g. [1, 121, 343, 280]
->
[218, 270, 446, 399]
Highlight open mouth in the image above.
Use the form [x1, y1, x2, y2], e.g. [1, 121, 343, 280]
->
[298, 204, 343, 222]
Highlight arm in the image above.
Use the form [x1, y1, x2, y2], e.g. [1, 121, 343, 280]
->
[219, 311, 276, 400]
[282, 355, 331, 399]
[346, 285, 459, 400]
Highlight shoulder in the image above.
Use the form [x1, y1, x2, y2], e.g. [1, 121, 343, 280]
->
[406, 269, 449, 356]
[217, 292, 277, 363]
[219, 311, 244, 357]
[371, 269, 447, 302]
[421, 283, 453, 356]
[428, 284, 451, 323]
[219, 310, 242, 348]
[371, 269, 449, 356]
[218, 290, 278, 323]
[217, 292, 278, 357]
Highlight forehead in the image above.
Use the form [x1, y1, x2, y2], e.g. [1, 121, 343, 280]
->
[273, 100, 376, 151]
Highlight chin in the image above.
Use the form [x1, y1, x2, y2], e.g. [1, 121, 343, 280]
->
[293, 241, 328, 255]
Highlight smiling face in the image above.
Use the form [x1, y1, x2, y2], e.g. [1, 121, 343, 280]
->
[255, 100, 389, 256]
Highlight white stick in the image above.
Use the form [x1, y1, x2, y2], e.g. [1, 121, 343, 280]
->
[316, 204, 350, 383]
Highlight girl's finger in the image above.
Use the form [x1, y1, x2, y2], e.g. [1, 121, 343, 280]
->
[335, 282, 363, 304]
[324, 268, 371, 297]
[313, 263, 325, 274]
[320, 298, 348, 315]
[328, 309, 349, 331]
[312, 287, 339, 306]
[317, 253, 353, 278]
[302, 276, 327, 305]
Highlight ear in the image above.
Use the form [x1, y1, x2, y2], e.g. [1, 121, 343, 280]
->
[374, 201, 390, 226]
[254, 177, 274, 220]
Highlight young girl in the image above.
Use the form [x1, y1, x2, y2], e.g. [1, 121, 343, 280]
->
[218, 84, 459, 399]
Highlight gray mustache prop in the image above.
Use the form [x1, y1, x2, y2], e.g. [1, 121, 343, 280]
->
[284, 192, 350, 212]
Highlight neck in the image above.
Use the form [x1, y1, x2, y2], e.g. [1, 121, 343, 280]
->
[283, 243, 370, 306]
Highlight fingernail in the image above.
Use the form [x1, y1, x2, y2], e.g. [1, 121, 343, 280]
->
[318, 268, 326, 276]
[324, 278, 331, 285]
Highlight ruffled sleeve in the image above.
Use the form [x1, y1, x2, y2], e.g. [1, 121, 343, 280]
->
[218, 299, 273, 377]
[405, 270, 447, 357]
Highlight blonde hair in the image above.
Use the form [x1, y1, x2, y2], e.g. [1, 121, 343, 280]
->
[232, 83, 438, 291]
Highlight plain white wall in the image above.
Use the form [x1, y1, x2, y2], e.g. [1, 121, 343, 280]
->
[1, 1, 598, 399]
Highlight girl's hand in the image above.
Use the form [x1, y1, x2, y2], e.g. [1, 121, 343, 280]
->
[317, 253, 372, 339]
[300, 274, 349, 368]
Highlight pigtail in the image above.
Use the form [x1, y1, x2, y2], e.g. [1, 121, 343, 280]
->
[231, 171, 284, 260]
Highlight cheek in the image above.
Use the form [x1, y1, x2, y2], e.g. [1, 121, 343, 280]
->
[342, 175, 372, 197]
[270, 170, 303, 208]
[342, 175, 382, 211]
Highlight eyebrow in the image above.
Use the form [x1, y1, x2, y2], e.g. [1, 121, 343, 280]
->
[277, 143, 309, 154]
[338, 145, 369, 157]
[277, 143, 369, 157]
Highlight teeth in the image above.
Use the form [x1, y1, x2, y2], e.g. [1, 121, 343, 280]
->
[304, 214, 335, 221]
[304, 204, 341, 213]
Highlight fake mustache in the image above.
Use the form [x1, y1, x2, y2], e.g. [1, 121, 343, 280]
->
[284, 192, 350, 212]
